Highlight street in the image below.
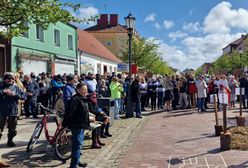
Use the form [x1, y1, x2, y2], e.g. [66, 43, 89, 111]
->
[1, 107, 248, 167]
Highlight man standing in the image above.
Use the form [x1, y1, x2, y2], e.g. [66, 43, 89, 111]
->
[131, 76, 142, 118]
[23, 74, 40, 118]
[0, 73, 27, 147]
[63, 74, 76, 110]
[63, 83, 89, 168]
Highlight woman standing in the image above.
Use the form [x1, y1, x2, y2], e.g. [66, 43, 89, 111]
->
[163, 76, 173, 111]
[140, 77, 147, 111]
[229, 76, 237, 109]
[109, 77, 123, 120]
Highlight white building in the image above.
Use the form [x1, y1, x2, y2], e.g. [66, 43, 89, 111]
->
[78, 30, 121, 75]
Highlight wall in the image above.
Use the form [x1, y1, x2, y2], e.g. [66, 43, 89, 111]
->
[89, 32, 128, 58]
[80, 52, 117, 75]
[11, 22, 77, 72]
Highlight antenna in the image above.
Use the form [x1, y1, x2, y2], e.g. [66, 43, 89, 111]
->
[104, 4, 107, 13]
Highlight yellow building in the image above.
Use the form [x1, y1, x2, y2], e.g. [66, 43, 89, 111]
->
[85, 14, 139, 58]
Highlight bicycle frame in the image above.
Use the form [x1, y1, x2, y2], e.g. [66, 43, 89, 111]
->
[41, 112, 62, 145]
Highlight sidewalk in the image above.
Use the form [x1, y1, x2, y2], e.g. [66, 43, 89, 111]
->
[119, 105, 248, 168]
[0, 114, 147, 168]
[1, 105, 248, 168]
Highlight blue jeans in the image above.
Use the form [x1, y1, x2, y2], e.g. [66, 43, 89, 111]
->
[134, 102, 141, 117]
[157, 92, 164, 108]
[114, 99, 121, 119]
[70, 128, 84, 168]
[197, 98, 205, 111]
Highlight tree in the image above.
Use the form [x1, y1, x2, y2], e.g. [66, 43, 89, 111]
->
[0, 0, 95, 38]
[121, 37, 174, 75]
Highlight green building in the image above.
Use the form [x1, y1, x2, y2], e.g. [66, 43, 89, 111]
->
[11, 22, 77, 75]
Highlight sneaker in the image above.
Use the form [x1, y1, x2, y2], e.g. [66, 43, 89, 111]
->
[78, 162, 87, 167]
[7, 141, 16, 147]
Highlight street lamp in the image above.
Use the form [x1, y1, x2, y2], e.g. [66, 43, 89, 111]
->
[239, 48, 243, 70]
[125, 13, 135, 118]
[237, 47, 245, 126]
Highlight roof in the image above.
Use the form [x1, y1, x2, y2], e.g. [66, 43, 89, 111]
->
[77, 29, 121, 63]
[85, 24, 126, 32]
[222, 34, 248, 50]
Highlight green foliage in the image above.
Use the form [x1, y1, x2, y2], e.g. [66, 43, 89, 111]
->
[210, 50, 248, 74]
[121, 37, 174, 75]
[195, 67, 203, 76]
[0, 0, 97, 38]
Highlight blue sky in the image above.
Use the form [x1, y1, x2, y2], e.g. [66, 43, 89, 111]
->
[64, 0, 248, 71]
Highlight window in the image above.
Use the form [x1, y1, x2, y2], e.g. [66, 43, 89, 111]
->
[110, 66, 112, 73]
[54, 29, 60, 46]
[22, 21, 29, 38]
[36, 25, 44, 41]
[105, 41, 112, 46]
[68, 34, 73, 50]
[97, 63, 101, 74]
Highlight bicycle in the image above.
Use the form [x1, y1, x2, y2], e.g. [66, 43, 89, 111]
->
[26, 103, 72, 160]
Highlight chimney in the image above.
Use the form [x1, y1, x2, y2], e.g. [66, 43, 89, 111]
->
[98, 14, 108, 29]
[110, 14, 118, 27]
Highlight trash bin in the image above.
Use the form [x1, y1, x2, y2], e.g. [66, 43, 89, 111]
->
[97, 98, 115, 126]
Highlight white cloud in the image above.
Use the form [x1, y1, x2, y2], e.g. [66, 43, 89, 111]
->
[168, 31, 188, 41]
[153, 1, 248, 71]
[152, 22, 162, 29]
[144, 13, 156, 22]
[69, 5, 99, 27]
[183, 22, 201, 32]
[163, 20, 174, 29]
[204, 1, 248, 34]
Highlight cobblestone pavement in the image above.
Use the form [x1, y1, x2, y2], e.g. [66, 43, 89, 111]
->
[0, 114, 147, 168]
[1, 105, 248, 168]
[119, 106, 248, 168]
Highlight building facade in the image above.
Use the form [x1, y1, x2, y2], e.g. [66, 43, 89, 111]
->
[85, 14, 139, 58]
[78, 30, 120, 75]
[11, 22, 77, 75]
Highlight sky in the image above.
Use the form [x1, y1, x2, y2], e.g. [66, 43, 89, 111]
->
[64, 0, 248, 71]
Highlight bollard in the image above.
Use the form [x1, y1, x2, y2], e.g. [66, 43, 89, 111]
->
[220, 132, 231, 150]
[236, 116, 245, 126]
[214, 94, 223, 136]
[236, 87, 245, 126]
[220, 104, 231, 150]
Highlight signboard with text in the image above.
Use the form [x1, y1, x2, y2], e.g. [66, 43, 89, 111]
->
[117, 63, 128, 72]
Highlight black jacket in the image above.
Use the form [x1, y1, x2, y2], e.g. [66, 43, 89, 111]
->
[131, 79, 141, 103]
[63, 93, 90, 129]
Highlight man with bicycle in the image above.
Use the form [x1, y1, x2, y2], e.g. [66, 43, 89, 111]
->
[0, 73, 27, 147]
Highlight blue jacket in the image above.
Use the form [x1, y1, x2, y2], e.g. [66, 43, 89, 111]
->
[63, 83, 76, 109]
[23, 80, 40, 102]
[0, 82, 27, 117]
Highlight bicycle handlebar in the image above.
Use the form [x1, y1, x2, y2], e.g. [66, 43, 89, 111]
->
[36, 103, 54, 114]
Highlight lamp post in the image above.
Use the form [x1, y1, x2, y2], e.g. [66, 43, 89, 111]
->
[125, 13, 135, 118]
[237, 47, 245, 126]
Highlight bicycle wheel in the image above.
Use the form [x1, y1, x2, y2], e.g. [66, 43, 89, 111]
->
[26, 121, 43, 152]
[55, 127, 72, 160]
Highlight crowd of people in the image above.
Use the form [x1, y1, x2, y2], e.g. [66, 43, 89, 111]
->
[1, 69, 247, 167]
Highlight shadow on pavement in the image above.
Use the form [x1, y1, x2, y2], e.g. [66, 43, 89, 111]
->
[1, 141, 66, 167]
[176, 134, 216, 143]
[162, 112, 195, 118]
